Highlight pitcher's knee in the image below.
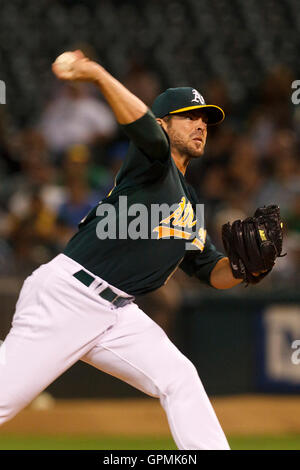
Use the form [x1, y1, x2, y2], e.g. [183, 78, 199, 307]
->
[175, 358, 200, 390]
[160, 355, 202, 398]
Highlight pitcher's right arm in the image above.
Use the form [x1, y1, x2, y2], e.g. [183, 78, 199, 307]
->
[52, 50, 168, 161]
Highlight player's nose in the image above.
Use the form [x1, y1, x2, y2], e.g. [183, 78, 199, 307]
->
[196, 116, 207, 130]
[195, 119, 207, 133]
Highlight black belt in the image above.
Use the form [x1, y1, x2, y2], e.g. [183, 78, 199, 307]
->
[73, 270, 133, 308]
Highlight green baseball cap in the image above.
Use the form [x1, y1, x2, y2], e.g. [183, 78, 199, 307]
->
[151, 87, 225, 125]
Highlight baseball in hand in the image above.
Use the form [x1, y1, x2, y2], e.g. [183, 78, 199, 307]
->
[53, 52, 77, 73]
[52, 50, 98, 82]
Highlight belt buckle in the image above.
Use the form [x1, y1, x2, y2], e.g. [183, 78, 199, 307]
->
[112, 295, 131, 308]
[111, 294, 120, 305]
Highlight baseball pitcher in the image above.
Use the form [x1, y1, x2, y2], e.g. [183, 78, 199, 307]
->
[0, 51, 284, 450]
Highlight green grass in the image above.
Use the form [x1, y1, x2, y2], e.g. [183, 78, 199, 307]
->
[0, 435, 176, 450]
[229, 435, 300, 450]
[0, 434, 299, 450]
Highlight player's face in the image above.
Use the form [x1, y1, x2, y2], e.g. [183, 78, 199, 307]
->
[164, 110, 208, 159]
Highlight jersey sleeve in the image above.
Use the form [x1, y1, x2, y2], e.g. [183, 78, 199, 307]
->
[179, 234, 226, 286]
[120, 110, 169, 163]
[113, 110, 171, 189]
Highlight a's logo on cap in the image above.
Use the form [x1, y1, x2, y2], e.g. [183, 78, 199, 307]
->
[191, 89, 205, 105]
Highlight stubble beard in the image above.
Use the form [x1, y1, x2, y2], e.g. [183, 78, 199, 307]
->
[169, 132, 205, 160]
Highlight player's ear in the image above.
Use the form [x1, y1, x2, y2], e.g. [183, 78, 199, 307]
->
[156, 118, 167, 131]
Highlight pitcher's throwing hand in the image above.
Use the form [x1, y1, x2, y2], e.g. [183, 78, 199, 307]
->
[52, 50, 102, 82]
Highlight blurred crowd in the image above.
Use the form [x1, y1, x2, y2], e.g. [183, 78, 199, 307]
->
[0, 59, 299, 337]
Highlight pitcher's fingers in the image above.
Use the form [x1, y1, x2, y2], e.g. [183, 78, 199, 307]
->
[73, 50, 86, 59]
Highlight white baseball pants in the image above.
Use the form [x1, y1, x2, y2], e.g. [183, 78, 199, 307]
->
[0, 254, 230, 450]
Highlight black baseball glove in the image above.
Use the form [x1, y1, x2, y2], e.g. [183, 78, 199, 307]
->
[221, 205, 285, 285]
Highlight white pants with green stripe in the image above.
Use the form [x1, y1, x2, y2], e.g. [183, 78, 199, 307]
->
[0, 254, 230, 450]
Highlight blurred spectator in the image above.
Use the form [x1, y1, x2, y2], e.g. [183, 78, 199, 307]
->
[285, 193, 300, 234]
[7, 189, 57, 276]
[62, 143, 112, 195]
[0, 109, 20, 175]
[226, 136, 264, 213]
[39, 83, 117, 158]
[107, 141, 129, 179]
[56, 181, 99, 247]
[249, 66, 294, 155]
[55, 144, 104, 247]
[259, 65, 294, 127]
[270, 231, 300, 290]
[1, 129, 65, 216]
[255, 153, 300, 212]
[122, 59, 162, 106]
[264, 129, 298, 164]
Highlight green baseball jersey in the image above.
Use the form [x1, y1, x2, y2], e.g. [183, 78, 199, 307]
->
[63, 110, 225, 296]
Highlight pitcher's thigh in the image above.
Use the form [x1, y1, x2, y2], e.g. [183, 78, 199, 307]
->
[82, 303, 202, 398]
